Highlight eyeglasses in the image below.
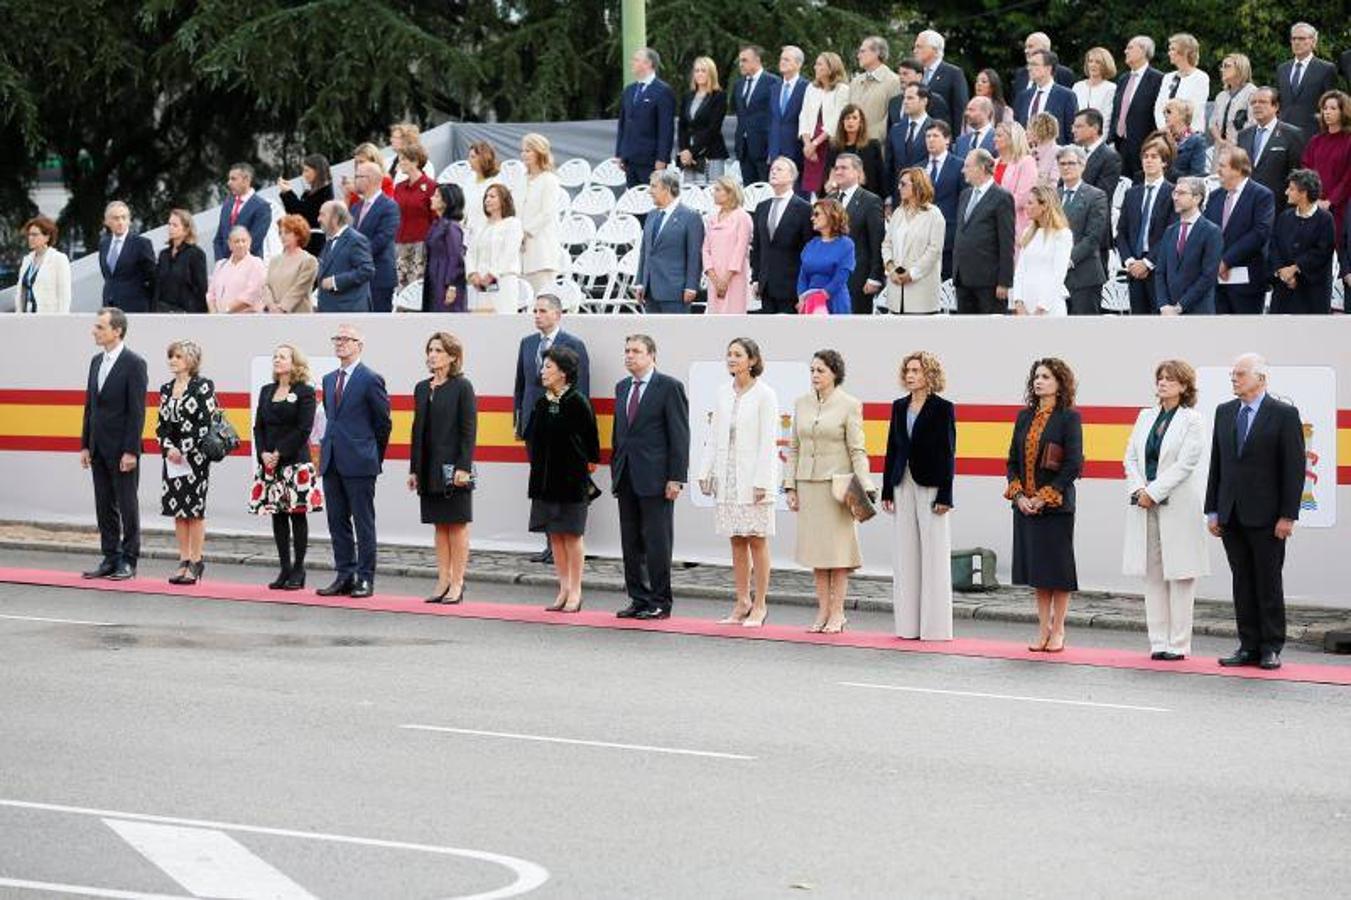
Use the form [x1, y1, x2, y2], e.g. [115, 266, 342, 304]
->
[331, 336, 358, 344]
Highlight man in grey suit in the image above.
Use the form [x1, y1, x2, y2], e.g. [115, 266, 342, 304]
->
[316, 201, 375, 312]
[1275, 23, 1338, 138]
[1237, 87, 1307, 216]
[634, 170, 704, 314]
[951, 149, 1015, 314]
[1055, 146, 1110, 315]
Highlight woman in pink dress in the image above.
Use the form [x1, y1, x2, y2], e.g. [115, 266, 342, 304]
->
[1302, 91, 1351, 253]
[993, 121, 1041, 243]
[701, 176, 754, 313]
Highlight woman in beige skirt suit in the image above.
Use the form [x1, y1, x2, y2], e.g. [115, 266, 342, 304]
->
[784, 349, 874, 633]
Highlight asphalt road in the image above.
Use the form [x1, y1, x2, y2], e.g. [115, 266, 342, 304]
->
[2, 548, 1349, 899]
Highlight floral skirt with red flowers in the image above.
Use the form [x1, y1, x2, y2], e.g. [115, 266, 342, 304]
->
[248, 462, 323, 515]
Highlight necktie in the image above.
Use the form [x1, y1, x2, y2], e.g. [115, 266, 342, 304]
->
[1236, 404, 1253, 453]
[636, 81, 647, 100]
[1221, 191, 1238, 231]
[106, 237, 121, 271]
[1291, 61, 1304, 93]
[1138, 185, 1155, 255]
[334, 368, 347, 408]
[743, 75, 754, 103]
[769, 198, 785, 237]
[1176, 219, 1191, 254]
[1031, 89, 1044, 117]
[780, 82, 791, 113]
[358, 197, 371, 227]
[1063, 188, 1075, 208]
[929, 158, 940, 184]
[652, 208, 667, 238]
[906, 120, 917, 150]
[626, 378, 642, 422]
[537, 335, 552, 373]
[1117, 72, 1138, 137]
[230, 196, 242, 225]
[1168, 74, 1181, 100]
[964, 188, 982, 222]
[1253, 126, 1269, 162]
[923, 67, 933, 85]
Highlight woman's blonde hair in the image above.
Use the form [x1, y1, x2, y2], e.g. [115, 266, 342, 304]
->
[711, 175, 744, 211]
[1222, 53, 1252, 87]
[813, 52, 847, 89]
[899, 350, 946, 393]
[1169, 33, 1200, 67]
[1084, 47, 1117, 81]
[521, 133, 555, 171]
[996, 121, 1030, 161]
[1020, 184, 1068, 246]
[274, 343, 313, 385]
[1027, 112, 1060, 145]
[166, 340, 202, 377]
[168, 209, 198, 246]
[689, 56, 721, 93]
[352, 142, 384, 168]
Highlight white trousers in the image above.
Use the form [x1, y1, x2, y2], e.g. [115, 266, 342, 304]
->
[1143, 509, 1196, 655]
[892, 470, 953, 640]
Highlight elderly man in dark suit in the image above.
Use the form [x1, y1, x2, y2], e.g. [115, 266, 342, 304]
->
[923, 122, 964, 280]
[1276, 23, 1338, 138]
[634, 170, 704, 314]
[767, 46, 809, 183]
[1237, 87, 1307, 216]
[750, 157, 815, 313]
[733, 44, 781, 185]
[1154, 177, 1222, 314]
[1116, 140, 1177, 315]
[611, 334, 690, 620]
[99, 201, 156, 313]
[1206, 353, 1306, 670]
[1055, 146, 1110, 315]
[350, 161, 401, 313]
[80, 307, 148, 581]
[316, 323, 392, 600]
[829, 153, 885, 313]
[615, 47, 676, 188]
[1204, 147, 1276, 315]
[316, 201, 374, 312]
[912, 30, 968, 131]
[212, 163, 271, 262]
[951, 149, 1015, 314]
[1112, 35, 1165, 182]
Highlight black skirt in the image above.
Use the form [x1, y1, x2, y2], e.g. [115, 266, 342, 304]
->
[1011, 510, 1078, 591]
[529, 499, 588, 535]
[420, 489, 472, 525]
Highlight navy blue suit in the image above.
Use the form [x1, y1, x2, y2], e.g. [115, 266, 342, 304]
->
[99, 232, 156, 313]
[954, 127, 997, 160]
[1015, 83, 1077, 140]
[213, 193, 271, 261]
[1204, 181, 1275, 315]
[320, 362, 392, 584]
[316, 227, 374, 312]
[767, 77, 809, 170]
[733, 70, 781, 183]
[1154, 216, 1222, 314]
[616, 78, 676, 188]
[886, 117, 934, 202]
[513, 330, 590, 440]
[926, 154, 963, 280]
[350, 193, 400, 313]
[1115, 179, 1177, 315]
[922, 62, 969, 133]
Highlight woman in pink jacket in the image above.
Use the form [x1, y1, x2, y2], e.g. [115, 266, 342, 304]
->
[993, 121, 1040, 245]
[701, 176, 754, 314]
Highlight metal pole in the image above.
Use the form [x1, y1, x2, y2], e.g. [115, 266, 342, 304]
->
[621, 0, 646, 86]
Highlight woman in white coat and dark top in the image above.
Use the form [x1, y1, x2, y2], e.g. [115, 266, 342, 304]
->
[882, 167, 945, 314]
[519, 133, 563, 293]
[15, 216, 72, 313]
[698, 338, 779, 627]
[1122, 359, 1210, 660]
[466, 183, 524, 314]
[881, 351, 956, 640]
[1010, 185, 1072, 316]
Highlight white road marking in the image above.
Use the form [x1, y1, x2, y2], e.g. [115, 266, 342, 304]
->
[103, 819, 317, 900]
[401, 724, 758, 760]
[0, 878, 192, 898]
[0, 613, 117, 627]
[838, 681, 1171, 712]
[0, 798, 549, 900]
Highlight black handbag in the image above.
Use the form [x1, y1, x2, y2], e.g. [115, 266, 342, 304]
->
[441, 462, 478, 494]
[200, 409, 240, 462]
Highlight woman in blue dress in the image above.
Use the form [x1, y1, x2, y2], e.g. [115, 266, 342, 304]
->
[796, 197, 856, 314]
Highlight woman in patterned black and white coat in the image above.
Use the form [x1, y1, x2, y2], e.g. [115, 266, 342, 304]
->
[156, 340, 218, 585]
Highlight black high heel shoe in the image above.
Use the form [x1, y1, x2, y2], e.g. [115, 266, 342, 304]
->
[281, 565, 306, 591]
[445, 587, 464, 605]
[167, 561, 192, 585]
[425, 584, 452, 604]
[268, 567, 292, 590]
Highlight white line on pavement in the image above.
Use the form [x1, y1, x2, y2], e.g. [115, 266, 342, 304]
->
[401, 724, 759, 760]
[0, 613, 117, 627]
[838, 681, 1171, 712]
[0, 878, 193, 899]
[104, 819, 317, 900]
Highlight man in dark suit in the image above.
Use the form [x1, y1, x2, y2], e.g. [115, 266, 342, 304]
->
[1055, 146, 1110, 315]
[634, 170, 704, 314]
[615, 47, 676, 188]
[1112, 36, 1165, 182]
[922, 122, 963, 280]
[889, 60, 950, 137]
[733, 45, 781, 185]
[951, 149, 1014, 314]
[1276, 23, 1338, 138]
[1010, 32, 1075, 97]
[316, 201, 374, 312]
[1204, 147, 1275, 315]
[750, 157, 815, 313]
[611, 334, 690, 620]
[829, 154, 885, 314]
[514, 293, 590, 564]
[1154, 176, 1222, 314]
[912, 30, 968, 131]
[886, 84, 935, 202]
[213, 163, 271, 261]
[953, 98, 998, 159]
[767, 46, 809, 182]
[1116, 139, 1177, 315]
[1015, 50, 1077, 139]
[1237, 87, 1307, 216]
[1072, 108, 1123, 274]
[317, 324, 392, 600]
[80, 307, 147, 581]
[1206, 353, 1306, 670]
[350, 161, 400, 313]
[99, 201, 155, 313]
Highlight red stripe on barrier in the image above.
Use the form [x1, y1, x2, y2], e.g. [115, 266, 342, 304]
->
[1339, 410, 1351, 428]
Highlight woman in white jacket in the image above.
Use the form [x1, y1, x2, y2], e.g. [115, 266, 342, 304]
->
[519, 133, 563, 293]
[882, 167, 946, 313]
[1122, 359, 1210, 660]
[1010, 185, 1072, 316]
[698, 338, 779, 627]
[798, 52, 850, 196]
[15, 216, 72, 313]
[466, 183, 524, 314]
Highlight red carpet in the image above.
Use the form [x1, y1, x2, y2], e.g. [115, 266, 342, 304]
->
[2, 566, 1349, 686]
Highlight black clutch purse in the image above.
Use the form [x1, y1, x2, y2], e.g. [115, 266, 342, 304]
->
[441, 463, 478, 494]
[585, 477, 602, 504]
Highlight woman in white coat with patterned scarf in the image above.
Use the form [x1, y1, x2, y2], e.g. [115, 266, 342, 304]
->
[1122, 359, 1211, 660]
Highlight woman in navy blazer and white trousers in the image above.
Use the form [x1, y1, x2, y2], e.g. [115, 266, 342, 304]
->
[881, 351, 957, 641]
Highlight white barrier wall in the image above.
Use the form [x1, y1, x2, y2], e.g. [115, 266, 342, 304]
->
[1, 314, 1347, 607]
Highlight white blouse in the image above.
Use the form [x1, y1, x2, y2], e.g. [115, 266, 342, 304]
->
[1072, 79, 1116, 128]
[519, 171, 562, 275]
[1010, 227, 1073, 315]
[1154, 69, 1211, 134]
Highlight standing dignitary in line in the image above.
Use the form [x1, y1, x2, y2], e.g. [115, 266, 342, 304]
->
[767, 46, 809, 181]
[1151, 34, 1210, 134]
[677, 56, 729, 185]
[886, 84, 938, 197]
[1116, 138, 1178, 315]
[1154, 177, 1222, 314]
[882, 167, 946, 314]
[1015, 51, 1078, 140]
[923, 122, 963, 280]
[1206, 353, 1306, 671]
[1055, 146, 1110, 315]
[16, 216, 72, 314]
[514, 293, 591, 564]
[750, 157, 815, 314]
[634, 170, 704, 314]
[1112, 36, 1165, 183]
[733, 45, 780, 184]
[154, 210, 208, 314]
[315, 201, 375, 312]
[1205, 148, 1275, 315]
[615, 47, 676, 188]
[912, 30, 969, 133]
[278, 153, 334, 256]
[1276, 23, 1338, 139]
[1010, 32, 1076, 97]
[849, 36, 902, 143]
[1268, 169, 1337, 314]
[611, 335, 690, 620]
[951, 149, 1015, 314]
[1122, 360, 1209, 660]
[351, 161, 401, 313]
[316, 324, 392, 600]
[213, 163, 270, 261]
[156, 340, 218, 586]
[1236, 87, 1307, 217]
[80, 308, 147, 581]
[829, 154, 885, 314]
[100, 201, 156, 313]
[882, 351, 956, 641]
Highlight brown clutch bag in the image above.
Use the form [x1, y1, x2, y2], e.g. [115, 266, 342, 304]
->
[1040, 441, 1064, 472]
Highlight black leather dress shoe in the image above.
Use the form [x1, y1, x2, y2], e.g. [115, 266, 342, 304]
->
[281, 566, 306, 591]
[316, 577, 355, 597]
[82, 559, 116, 579]
[1259, 650, 1282, 670]
[616, 604, 646, 618]
[350, 579, 374, 599]
[1218, 649, 1260, 667]
[530, 547, 554, 564]
[1159, 652, 1185, 661]
[107, 561, 136, 581]
[635, 607, 671, 620]
[1150, 651, 1167, 660]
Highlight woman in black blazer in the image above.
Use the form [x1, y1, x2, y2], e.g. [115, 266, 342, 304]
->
[1269, 169, 1337, 314]
[153, 210, 208, 313]
[409, 332, 478, 604]
[881, 351, 957, 641]
[825, 104, 888, 198]
[527, 345, 600, 613]
[677, 57, 729, 183]
[278, 154, 335, 256]
[1004, 358, 1084, 652]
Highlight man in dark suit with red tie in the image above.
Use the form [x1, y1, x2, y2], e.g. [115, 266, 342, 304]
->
[615, 47, 676, 189]
[213, 163, 271, 261]
[1204, 147, 1275, 315]
[1112, 36, 1165, 182]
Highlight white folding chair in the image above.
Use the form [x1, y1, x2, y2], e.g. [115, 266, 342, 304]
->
[558, 214, 597, 256]
[553, 188, 572, 220]
[615, 184, 655, 216]
[499, 158, 527, 196]
[393, 278, 425, 312]
[604, 247, 644, 314]
[556, 158, 591, 191]
[1100, 258, 1131, 313]
[439, 160, 473, 187]
[591, 158, 628, 188]
[571, 245, 619, 308]
[570, 184, 617, 219]
[741, 181, 772, 210]
[938, 279, 957, 313]
[516, 277, 535, 313]
[594, 213, 643, 252]
[679, 185, 713, 214]
[547, 277, 585, 314]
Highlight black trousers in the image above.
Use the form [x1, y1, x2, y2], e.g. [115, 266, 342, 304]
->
[624, 161, 655, 188]
[370, 285, 394, 314]
[615, 474, 675, 611]
[91, 453, 141, 564]
[324, 474, 377, 581]
[1127, 275, 1158, 315]
[1220, 523, 1287, 654]
[738, 154, 770, 186]
[1215, 285, 1265, 315]
[1068, 285, 1104, 315]
[758, 291, 799, 314]
[955, 284, 1004, 315]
